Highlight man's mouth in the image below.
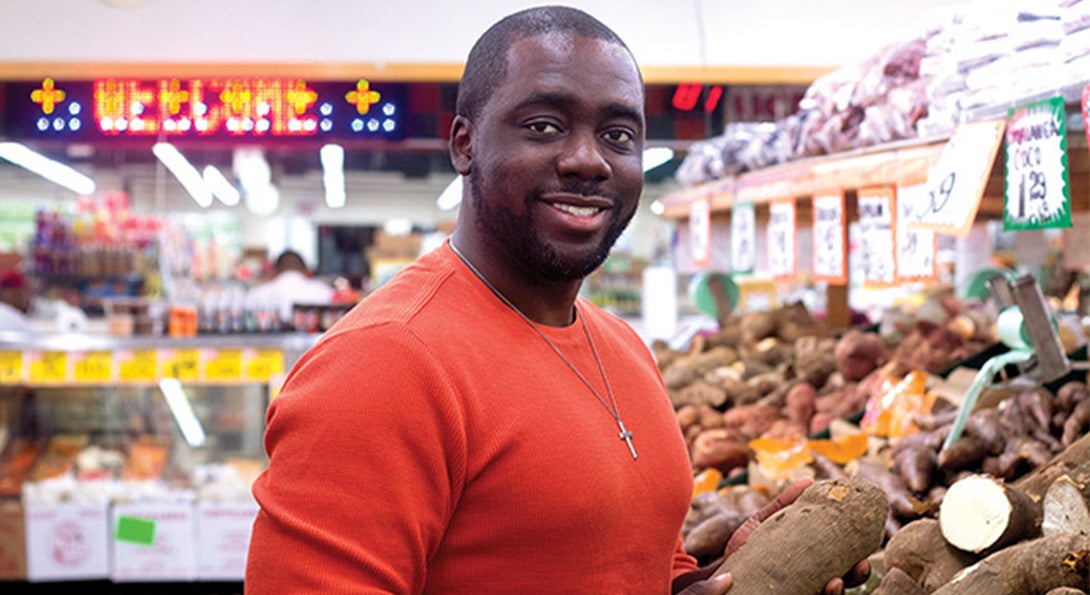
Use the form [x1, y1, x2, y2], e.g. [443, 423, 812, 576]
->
[550, 202, 603, 217]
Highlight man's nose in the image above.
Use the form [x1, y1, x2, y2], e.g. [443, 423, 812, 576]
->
[557, 130, 610, 180]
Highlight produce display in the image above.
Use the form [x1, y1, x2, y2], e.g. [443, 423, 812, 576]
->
[668, 295, 1090, 593]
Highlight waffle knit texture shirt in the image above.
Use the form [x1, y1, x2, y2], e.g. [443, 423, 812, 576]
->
[246, 242, 698, 593]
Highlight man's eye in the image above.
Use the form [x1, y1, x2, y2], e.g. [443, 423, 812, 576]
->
[527, 121, 560, 134]
[603, 129, 633, 144]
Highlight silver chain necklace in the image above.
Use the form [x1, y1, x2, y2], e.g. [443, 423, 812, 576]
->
[449, 240, 637, 459]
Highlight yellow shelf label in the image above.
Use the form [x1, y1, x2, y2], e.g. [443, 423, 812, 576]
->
[73, 350, 114, 384]
[162, 348, 200, 381]
[0, 351, 24, 384]
[118, 349, 158, 383]
[204, 348, 242, 382]
[29, 351, 68, 384]
[245, 348, 284, 381]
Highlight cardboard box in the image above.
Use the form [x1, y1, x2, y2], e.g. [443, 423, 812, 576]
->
[110, 501, 196, 582]
[24, 502, 110, 581]
[196, 499, 259, 580]
[0, 499, 26, 580]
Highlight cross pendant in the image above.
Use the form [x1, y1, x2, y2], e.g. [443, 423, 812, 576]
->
[616, 419, 637, 460]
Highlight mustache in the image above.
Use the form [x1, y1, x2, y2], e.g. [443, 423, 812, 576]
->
[538, 181, 613, 200]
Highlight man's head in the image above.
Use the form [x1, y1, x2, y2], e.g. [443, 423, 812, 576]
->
[451, 6, 645, 285]
[274, 250, 308, 275]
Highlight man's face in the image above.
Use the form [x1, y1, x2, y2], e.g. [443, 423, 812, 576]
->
[464, 32, 645, 283]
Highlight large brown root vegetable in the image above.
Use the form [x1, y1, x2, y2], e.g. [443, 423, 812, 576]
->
[873, 566, 928, 595]
[884, 518, 976, 593]
[939, 474, 1041, 555]
[710, 477, 889, 594]
[930, 532, 1090, 594]
[1042, 462, 1090, 538]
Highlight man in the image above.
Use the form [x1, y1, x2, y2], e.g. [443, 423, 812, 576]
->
[246, 6, 863, 593]
[246, 249, 334, 327]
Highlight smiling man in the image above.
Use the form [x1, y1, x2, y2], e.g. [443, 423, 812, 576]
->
[246, 6, 857, 594]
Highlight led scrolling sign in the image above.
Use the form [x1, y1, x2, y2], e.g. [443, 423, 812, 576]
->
[11, 77, 406, 141]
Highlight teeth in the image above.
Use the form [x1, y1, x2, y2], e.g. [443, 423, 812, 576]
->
[552, 203, 600, 217]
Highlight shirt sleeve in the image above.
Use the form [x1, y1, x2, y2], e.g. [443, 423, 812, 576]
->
[246, 325, 466, 594]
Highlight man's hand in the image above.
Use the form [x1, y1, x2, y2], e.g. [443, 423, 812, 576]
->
[673, 477, 871, 595]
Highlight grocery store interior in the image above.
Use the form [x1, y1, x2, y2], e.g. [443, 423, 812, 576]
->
[1, 0, 1089, 591]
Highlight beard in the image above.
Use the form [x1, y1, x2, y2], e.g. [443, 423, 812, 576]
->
[469, 169, 634, 285]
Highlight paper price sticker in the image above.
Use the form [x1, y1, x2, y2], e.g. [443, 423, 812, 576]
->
[768, 200, 797, 280]
[689, 192, 712, 268]
[730, 202, 756, 275]
[0, 351, 24, 385]
[857, 186, 897, 286]
[118, 349, 157, 383]
[73, 350, 114, 384]
[204, 349, 243, 382]
[896, 184, 937, 281]
[162, 348, 200, 381]
[1004, 96, 1071, 230]
[245, 348, 284, 381]
[812, 192, 847, 285]
[29, 351, 68, 384]
[914, 120, 1006, 236]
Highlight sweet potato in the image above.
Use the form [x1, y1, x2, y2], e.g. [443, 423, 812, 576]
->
[835, 329, 889, 382]
[691, 429, 751, 473]
[711, 477, 889, 594]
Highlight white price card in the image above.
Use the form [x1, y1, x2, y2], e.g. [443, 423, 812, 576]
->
[812, 191, 847, 285]
[768, 199, 797, 280]
[857, 186, 897, 286]
[689, 191, 712, 268]
[913, 120, 1006, 236]
[1083, 84, 1090, 151]
[896, 184, 937, 281]
[730, 201, 756, 275]
[1004, 96, 1071, 231]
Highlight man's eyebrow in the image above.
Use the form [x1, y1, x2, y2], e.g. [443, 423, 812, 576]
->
[513, 92, 644, 126]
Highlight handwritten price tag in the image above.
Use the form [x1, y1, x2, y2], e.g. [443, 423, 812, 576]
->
[0, 351, 24, 385]
[161, 348, 200, 381]
[768, 200, 797, 280]
[913, 120, 1006, 236]
[1004, 96, 1072, 230]
[896, 184, 937, 281]
[245, 348, 284, 381]
[812, 192, 847, 285]
[689, 192, 712, 268]
[204, 349, 243, 382]
[730, 202, 756, 275]
[857, 186, 897, 286]
[73, 350, 113, 384]
[118, 349, 157, 384]
[29, 351, 68, 384]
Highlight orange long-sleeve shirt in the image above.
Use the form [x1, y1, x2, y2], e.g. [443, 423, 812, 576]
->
[246, 243, 698, 593]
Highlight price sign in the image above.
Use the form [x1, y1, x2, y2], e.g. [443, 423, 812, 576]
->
[812, 191, 847, 285]
[204, 349, 243, 382]
[896, 184, 937, 281]
[161, 348, 200, 381]
[73, 350, 113, 384]
[245, 348, 284, 381]
[118, 349, 157, 383]
[1004, 96, 1071, 230]
[0, 351, 24, 384]
[689, 191, 712, 268]
[29, 351, 68, 384]
[767, 199, 797, 280]
[730, 201, 756, 275]
[913, 120, 1006, 236]
[857, 186, 897, 286]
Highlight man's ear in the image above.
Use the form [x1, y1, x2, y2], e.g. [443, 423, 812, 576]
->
[449, 115, 473, 176]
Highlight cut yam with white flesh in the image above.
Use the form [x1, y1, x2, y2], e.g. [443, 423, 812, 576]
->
[1042, 463, 1090, 538]
[939, 474, 1041, 555]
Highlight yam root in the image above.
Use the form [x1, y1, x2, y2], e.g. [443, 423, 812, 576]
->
[835, 329, 889, 382]
[939, 475, 1041, 555]
[883, 518, 976, 593]
[873, 566, 928, 595]
[1014, 431, 1090, 502]
[711, 477, 889, 594]
[1042, 462, 1090, 538]
[892, 432, 937, 494]
[1063, 400, 1090, 448]
[691, 429, 751, 473]
[930, 532, 1090, 595]
[854, 459, 922, 521]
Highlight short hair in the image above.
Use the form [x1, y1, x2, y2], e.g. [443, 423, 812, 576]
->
[456, 5, 640, 121]
[274, 250, 308, 274]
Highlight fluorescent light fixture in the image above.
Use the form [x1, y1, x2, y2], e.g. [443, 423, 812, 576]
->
[643, 147, 674, 173]
[0, 142, 96, 195]
[233, 147, 280, 216]
[245, 184, 281, 217]
[202, 165, 240, 206]
[383, 218, 413, 236]
[436, 176, 463, 211]
[158, 378, 206, 447]
[320, 143, 346, 208]
[153, 142, 213, 208]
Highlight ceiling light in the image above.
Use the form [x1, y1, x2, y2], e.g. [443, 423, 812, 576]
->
[153, 142, 212, 208]
[0, 142, 96, 195]
[320, 143, 346, 209]
[159, 378, 206, 447]
[202, 165, 240, 206]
